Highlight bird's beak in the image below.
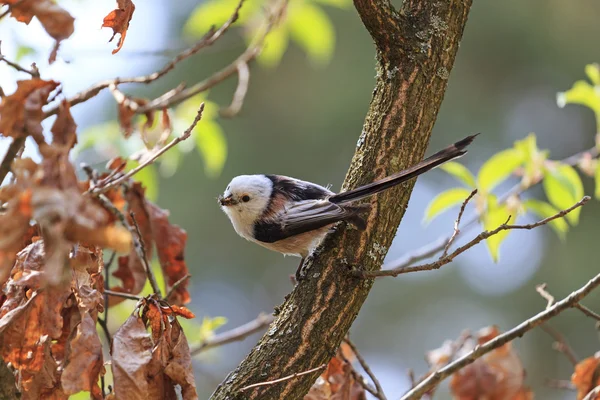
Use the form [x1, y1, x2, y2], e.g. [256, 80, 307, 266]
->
[218, 195, 237, 207]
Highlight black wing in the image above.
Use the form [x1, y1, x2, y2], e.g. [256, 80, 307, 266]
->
[253, 200, 362, 243]
[265, 175, 332, 201]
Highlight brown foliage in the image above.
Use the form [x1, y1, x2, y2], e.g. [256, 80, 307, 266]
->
[305, 346, 366, 400]
[572, 353, 600, 400]
[111, 299, 197, 399]
[102, 0, 136, 54]
[427, 326, 533, 400]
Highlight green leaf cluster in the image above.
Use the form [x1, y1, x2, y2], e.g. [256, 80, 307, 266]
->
[425, 132, 586, 262]
[184, 0, 350, 68]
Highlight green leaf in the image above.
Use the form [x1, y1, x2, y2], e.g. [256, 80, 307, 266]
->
[183, 0, 259, 38]
[557, 80, 600, 115]
[595, 162, 600, 199]
[524, 199, 568, 241]
[424, 187, 473, 222]
[196, 120, 227, 177]
[288, 2, 335, 66]
[256, 25, 289, 68]
[482, 195, 511, 262]
[477, 149, 524, 193]
[543, 164, 584, 225]
[199, 316, 228, 342]
[585, 63, 600, 86]
[440, 161, 476, 188]
[15, 45, 35, 62]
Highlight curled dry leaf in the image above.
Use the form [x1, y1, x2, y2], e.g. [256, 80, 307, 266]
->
[109, 183, 151, 306]
[0, 241, 106, 399]
[112, 302, 198, 400]
[3, 0, 74, 62]
[0, 79, 58, 139]
[305, 348, 366, 400]
[428, 326, 533, 400]
[148, 202, 191, 305]
[572, 352, 600, 400]
[102, 0, 136, 54]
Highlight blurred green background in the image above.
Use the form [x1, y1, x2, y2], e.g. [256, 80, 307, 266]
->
[2, 0, 600, 398]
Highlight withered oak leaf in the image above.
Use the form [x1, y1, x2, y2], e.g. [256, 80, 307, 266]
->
[102, 0, 136, 55]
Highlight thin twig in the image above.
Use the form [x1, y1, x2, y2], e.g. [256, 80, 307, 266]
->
[43, 0, 245, 118]
[0, 50, 39, 78]
[219, 61, 250, 118]
[442, 189, 477, 258]
[539, 324, 578, 366]
[343, 338, 388, 400]
[92, 103, 204, 194]
[95, 193, 161, 298]
[102, 251, 117, 338]
[137, 0, 287, 113]
[104, 289, 143, 301]
[383, 146, 599, 272]
[399, 264, 600, 399]
[575, 303, 600, 322]
[338, 348, 379, 398]
[0, 137, 26, 185]
[536, 283, 556, 309]
[191, 313, 274, 355]
[360, 196, 590, 278]
[166, 274, 191, 301]
[97, 317, 112, 345]
[130, 212, 162, 297]
[239, 364, 326, 392]
[545, 379, 576, 390]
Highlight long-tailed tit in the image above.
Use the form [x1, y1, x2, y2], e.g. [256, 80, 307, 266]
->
[218, 134, 477, 277]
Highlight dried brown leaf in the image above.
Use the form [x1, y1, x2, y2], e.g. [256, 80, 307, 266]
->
[446, 326, 530, 400]
[61, 313, 104, 399]
[102, 0, 136, 54]
[0, 79, 58, 139]
[305, 350, 366, 400]
[109, 184, 151, 306]
[148, 202, 190, 305]
[572, 353, 600, 400]
[50, 100, 77, 150]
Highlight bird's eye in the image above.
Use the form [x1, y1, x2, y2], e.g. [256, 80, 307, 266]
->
[241, 195, 250, 203]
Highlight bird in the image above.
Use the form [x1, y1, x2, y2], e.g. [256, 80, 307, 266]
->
[218, 134, 477, 279]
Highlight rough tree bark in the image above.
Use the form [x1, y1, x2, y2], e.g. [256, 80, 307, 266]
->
[210, 0, 473, 399]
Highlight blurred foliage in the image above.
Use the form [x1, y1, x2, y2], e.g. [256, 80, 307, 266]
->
[76, 96, 227, 200]
[425, 66, 600, 261]
[184, 0, 349, 67]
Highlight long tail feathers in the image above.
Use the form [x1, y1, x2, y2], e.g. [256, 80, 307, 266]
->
[330, 134, 479, 204]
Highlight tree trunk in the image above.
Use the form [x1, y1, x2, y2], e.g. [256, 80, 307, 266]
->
[210, 0, 473, 399]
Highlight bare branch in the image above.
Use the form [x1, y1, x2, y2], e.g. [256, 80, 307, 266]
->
[0, 137, 25, 185]
[583, 386, 600, 400]
[219, 61, 250, 118]
[92, 103, 204, 194]
[166, 274, 191, 302]
[344, 338, 387, 400]
[400, 263, 600, 399]
[540, 324, 578, 366]
[384, 146, 599, 272]
[191, 313, 274, 356]
[442, 189, 477, 258]
[360, 196, 590, 278]
[536, 283, 555, 309]
[239, 364, 326, 393]
[575, 303, 600, 322]
[104, 289, 143, 301]
[0, 42, 40, 77]
[130, 211, 162, 297]
[43, 0, 244, 118]
[137, 1, 286, 114]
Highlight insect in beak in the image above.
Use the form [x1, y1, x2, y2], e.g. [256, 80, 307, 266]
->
[218, 195, 237, 207]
